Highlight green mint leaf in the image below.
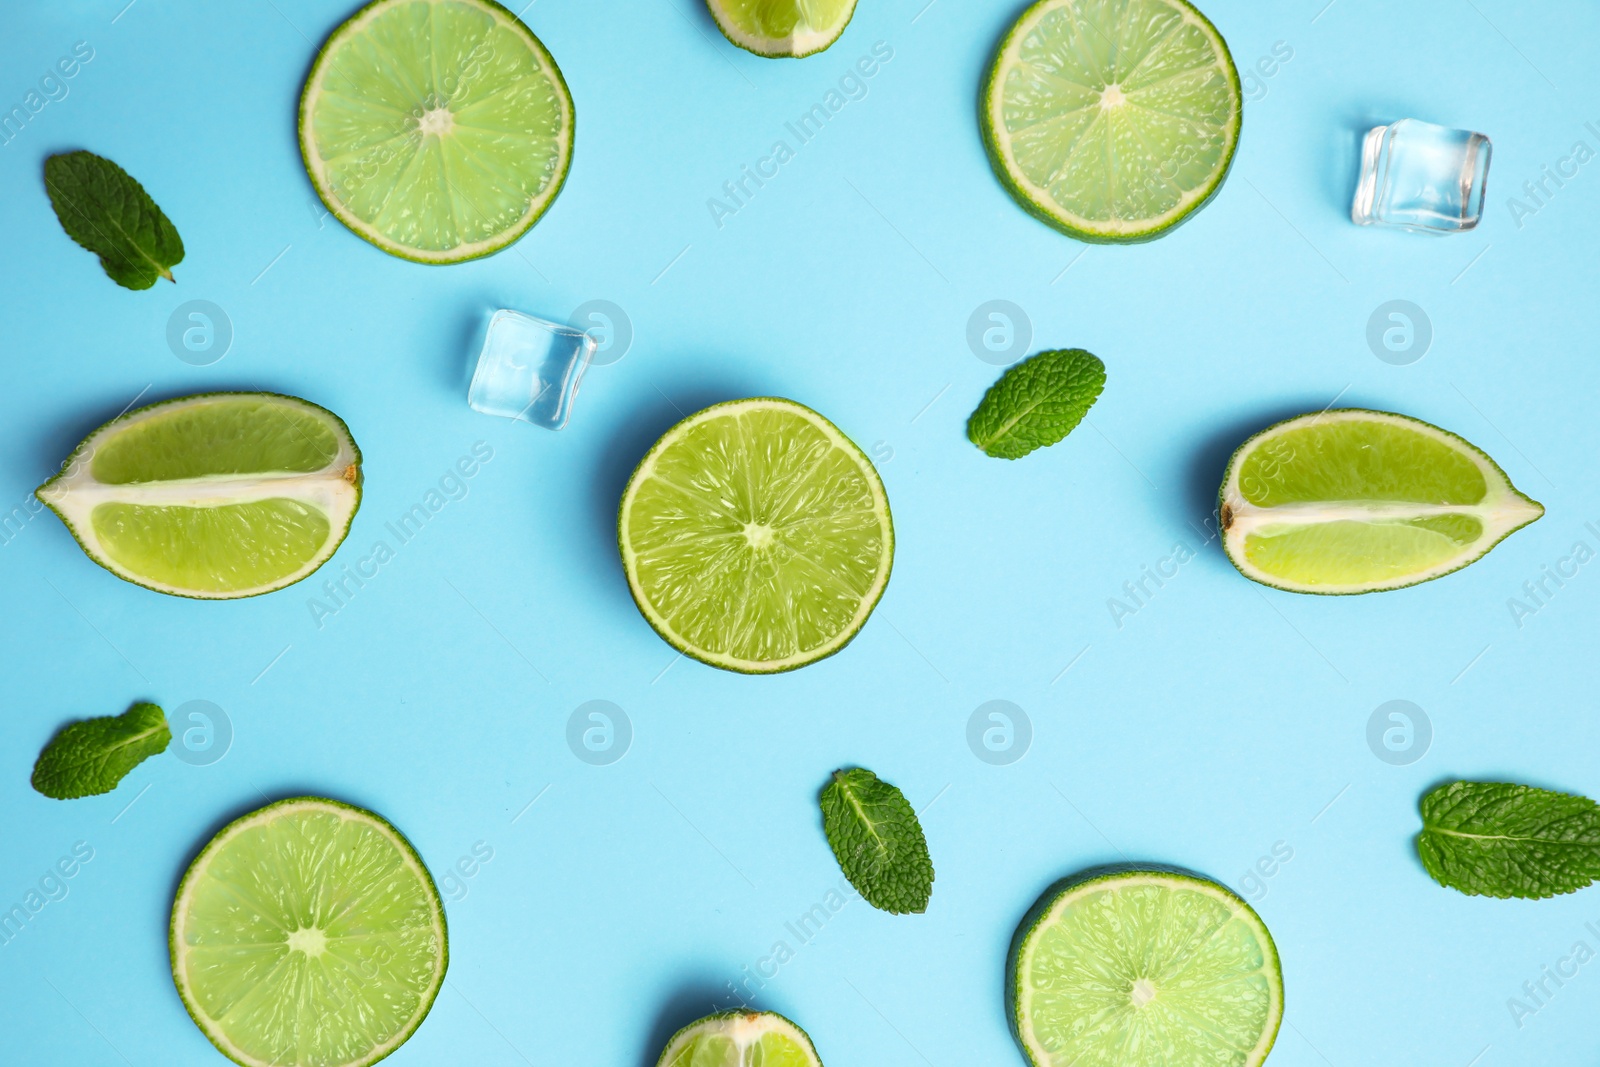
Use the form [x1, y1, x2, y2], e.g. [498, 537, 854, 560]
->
[44, 150, 184, 290]
[967, 348, 1106, 460]
[1416, 780, 1600, 899]
[819, 767, 934, 914]
[31, 702, 170, 800]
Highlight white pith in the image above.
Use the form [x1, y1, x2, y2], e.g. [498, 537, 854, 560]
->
[707, 0, 858, 57]
[618, 398, 893, 674]
[299, 0, 573, 264]
[1221, 410, 1543, 595]
[1015, 872, 1282, 1067]
[38, 396, 360, 599]
[170, 798, 447, 1067]
[658, 1012, 819, 1067]
[986, 0, 1239, 238]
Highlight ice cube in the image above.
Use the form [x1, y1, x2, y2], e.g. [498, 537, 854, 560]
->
[1351, 118, 1491, 233]
[467, 309, 597, 430]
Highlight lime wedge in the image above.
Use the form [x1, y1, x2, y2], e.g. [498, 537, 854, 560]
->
[618, 398, 893, 674]
[170, 798, 448, 1067]
[705, 0, 857, 57]
[982, 0, 1241, 242]
[1010, 869, 1282, 1067]
[1220, 409, 1543, 594]
[656, 1011, 823, 1067]
[36, 393, 361, 599]
[299, 0, 574, 264]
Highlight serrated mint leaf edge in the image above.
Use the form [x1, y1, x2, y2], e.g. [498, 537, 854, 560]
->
[1416, 780, 1600, 899]
[44, 150, 183, 289]
[967, 348, 1106, 459]
[31, 702, 171, 800]
[820, 767, 934, 915]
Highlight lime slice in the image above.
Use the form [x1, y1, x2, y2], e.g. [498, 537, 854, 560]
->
[705, 0, 857, 57]
[1010, 869, 1282, 1067]
[982, 0, 1241, 242]
[36, 393, 361, 599]
[618, 398, 893, 674]
[656, 1011, 823, 1067]
[171, 798, 448, 1067]
[299, 0, 574, 264]
[1220, 409, 1543, 594]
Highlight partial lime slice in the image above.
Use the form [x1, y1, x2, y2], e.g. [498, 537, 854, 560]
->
[36, 393, 361, 599]
[706, 0, 857, 57]
[171, 798, 448, 1067]
[1220, 409, 1543, 594]
[656, 1011, 823, 1067]
[982, 0, 1241, 242]
[299, 0, 574, 264]
[618, 398, 893, 674]
[1010, 869, 1282, 1067]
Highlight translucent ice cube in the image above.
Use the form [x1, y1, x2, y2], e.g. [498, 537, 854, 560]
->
[1352, 118, 1491, 233]
[468, 309, 597, 430]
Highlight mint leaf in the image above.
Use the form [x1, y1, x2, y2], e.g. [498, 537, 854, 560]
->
[31, 702, 170, 800]
[967, 348, 1106, 459]
[820, 767, 934, 914]
[44, 150, 184, 290]
[1416, 780, 1600, 899]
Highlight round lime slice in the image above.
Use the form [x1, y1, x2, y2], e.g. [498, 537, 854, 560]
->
[656, 1011, 823, 1067]
[171, 798, 448, 1067]
[36, 393, 361, 599]
[1010, 869, 1283, 1067]
[1220, 409, 1544, 594]
[299, 0, 574, 264]
[982, 0, 1241, 242]
[618, 398, 893, 674]
[705, 0, 857, 58]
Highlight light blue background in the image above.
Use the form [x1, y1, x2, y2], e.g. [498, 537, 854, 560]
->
[3, 0, 1599, 1063]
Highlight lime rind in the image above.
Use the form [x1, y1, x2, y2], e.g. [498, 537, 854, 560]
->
[170, 797, 448, 1067]
[617, 397, 894, 675]
[1219, 409, 1544, 595]
[706, 0, 859, 58]
[298, 0, 575, 265]
[36, 392, 362, 600]
[981, 0, 1242, 243]
[656, 1010, 823, 1067]
[1008, 866, 1283, 1067]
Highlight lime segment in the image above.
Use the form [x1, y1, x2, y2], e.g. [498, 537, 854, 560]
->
[1011, 870, 1282, 1067]
[300, 0, 574, 263]
[983, 0, 1241, 241]
[1220, 410, 1543, 594]
[37, 393, 361, 599]
[618, 398, 893, 674]
[705, 0, 857, 57]
[657, 1011, 823, 1067]
[171, 798, 448, 1067]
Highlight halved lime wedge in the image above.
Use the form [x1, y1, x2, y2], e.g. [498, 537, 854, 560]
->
[982, 0, 1241, 242]
[618, 398, 893, 674]
[1010, 869, 1282, 1067]
[299, 0, 574, 264]
[171, 798, 448, 1067]
[656, 1011, 823, 1067]
[706, 0, 857, 58]
[36, 393, 361, 599]
[1220, 409, 1543, 594]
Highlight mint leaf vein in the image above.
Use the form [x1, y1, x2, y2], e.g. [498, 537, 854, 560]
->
[967, 348, 1106, 460]
[1416, 780, 1600, 899]
[31, 702, 171, 800]
[820, 767, 934, 914]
